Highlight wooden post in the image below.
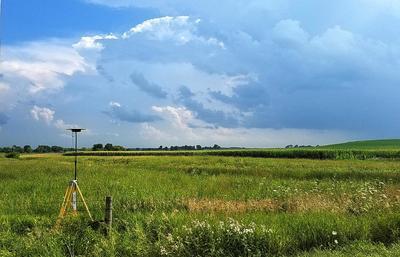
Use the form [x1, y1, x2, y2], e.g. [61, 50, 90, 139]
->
[105, 196, 112, 232]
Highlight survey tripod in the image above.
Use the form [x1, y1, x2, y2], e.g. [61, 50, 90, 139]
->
[55, 129, 93, 226]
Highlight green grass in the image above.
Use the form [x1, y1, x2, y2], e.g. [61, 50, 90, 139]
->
[297, 242, 400, 257]
[322, 139, 400, 149]
[2, 154, 400, 256]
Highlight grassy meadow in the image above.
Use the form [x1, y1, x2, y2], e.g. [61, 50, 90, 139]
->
[1, 149, 400, 256]
[322, 139, 400, 150]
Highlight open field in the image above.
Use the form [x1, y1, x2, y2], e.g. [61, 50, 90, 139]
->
[1, 153, 400, 256]
[322, 139, 400, 150]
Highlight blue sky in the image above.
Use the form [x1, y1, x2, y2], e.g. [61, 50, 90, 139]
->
[2, 0, 157, 43]
[1, 0, 400, 148]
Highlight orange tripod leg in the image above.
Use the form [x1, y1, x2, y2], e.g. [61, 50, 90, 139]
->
[55, 184, 73, 228]
[76, 184, 93, 221]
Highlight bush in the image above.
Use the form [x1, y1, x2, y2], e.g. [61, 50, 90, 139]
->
[5, 152, 20, 159]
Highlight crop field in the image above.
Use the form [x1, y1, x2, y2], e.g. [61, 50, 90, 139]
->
[1, 152, 400, 256]
[67, 148, 400, 160]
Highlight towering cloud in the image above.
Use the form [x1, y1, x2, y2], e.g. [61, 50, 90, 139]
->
[3, 0, 400, 146]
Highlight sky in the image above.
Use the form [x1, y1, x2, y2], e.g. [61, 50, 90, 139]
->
[1, 0, 400, 148]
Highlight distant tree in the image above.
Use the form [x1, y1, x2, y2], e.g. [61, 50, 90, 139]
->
[12, 145, 23, 153]
[23, 145, 33, 153]
[92, 144, 104, 151]
[285, 145, 293, 149]
[196, 145, 202, 150]
[159, 145, 163, 150]
[34, 145, 51, 153]
[213, 144, 221, 149]
[104, 143, 113, 151]
[2, 147, 12, 153]
[112, 145, 125, 151]
[51, 146, 64, 153]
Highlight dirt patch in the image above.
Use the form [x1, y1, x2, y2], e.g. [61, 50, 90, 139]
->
[186, 188, 400, 214]
[384, 186, 400, 200]
[187, 199, 279, 213]
[283, 194, 347, 213]
[187, 195, 349, 214]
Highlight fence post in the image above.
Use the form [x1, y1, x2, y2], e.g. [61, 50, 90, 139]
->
[105, 196, 112, 233]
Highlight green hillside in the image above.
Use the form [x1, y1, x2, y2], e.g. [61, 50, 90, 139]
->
[322, 139, 400, 149]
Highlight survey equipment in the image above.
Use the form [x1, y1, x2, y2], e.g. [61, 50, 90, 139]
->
[56, 129, 93, 226]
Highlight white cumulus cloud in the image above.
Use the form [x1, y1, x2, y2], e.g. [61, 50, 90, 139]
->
[54, 119, 80, 130]
[31, 106, 55, 124]
[109, 101, 121, 108]
[152, 105, 194, 129]
[2, 42, 88, 94]
[30, 106, 82, 135]
[73, 34, 118, 50]
[122, 16, 224, 48]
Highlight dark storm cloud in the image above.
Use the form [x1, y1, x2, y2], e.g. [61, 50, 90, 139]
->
[130, 72, 167, 99]
[178, 86, 239, 128]
[210, 82, 269, 112]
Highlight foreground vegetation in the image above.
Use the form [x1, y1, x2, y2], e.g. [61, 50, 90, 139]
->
[1, 153, 400, 256]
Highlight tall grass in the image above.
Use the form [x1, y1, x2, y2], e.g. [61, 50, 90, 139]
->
[2, 213, 400, 256]
[2, 154, 400, 256]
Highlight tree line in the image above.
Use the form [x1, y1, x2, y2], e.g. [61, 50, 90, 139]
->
[0, 144, 223, 153]
[93, 144, 222, 151]
[0, 145, 67, 153]
[158, 144, 222, 151]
